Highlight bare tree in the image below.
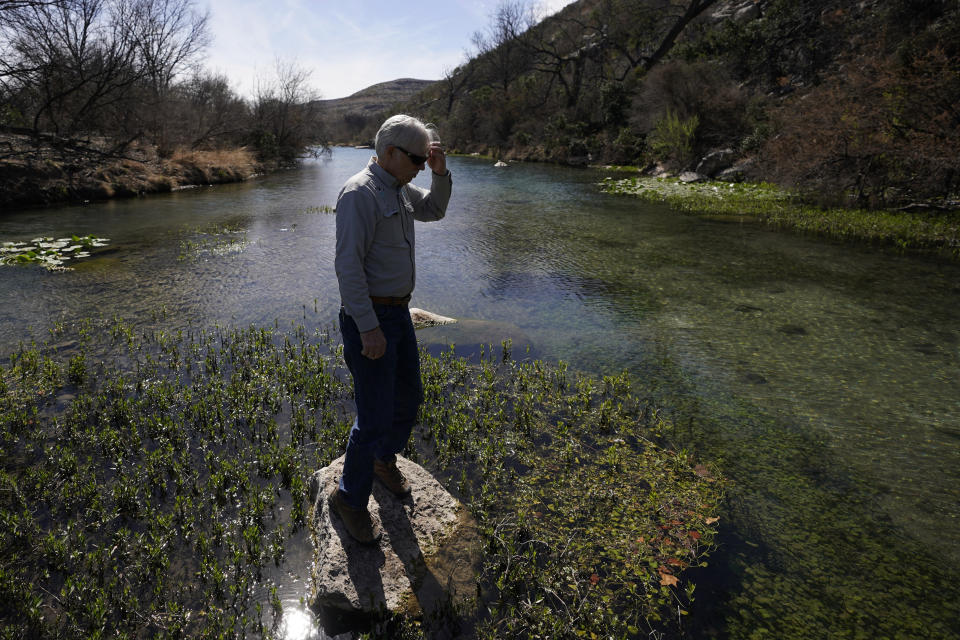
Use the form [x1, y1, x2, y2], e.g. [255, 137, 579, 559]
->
[600, 0, 720, 74]
[173, 70, 245, 148]
[471, 0, 535, 93]
[0, 0, 57, 11]
[440, 59, 476, 115]
[130, 0, 208, 95]
[251, 59, 327, 162]
[126, 0, 209, 153]
[522, 8, 608, 108]
[0, 0, 207, 147]
[0, 0, 142, 135]
[515, 0, 718, 116]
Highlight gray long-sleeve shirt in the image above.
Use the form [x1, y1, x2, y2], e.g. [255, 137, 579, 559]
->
[335, 157, 452, 332]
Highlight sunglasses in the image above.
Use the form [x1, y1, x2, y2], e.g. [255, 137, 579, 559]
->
[394, 145, 428, 165]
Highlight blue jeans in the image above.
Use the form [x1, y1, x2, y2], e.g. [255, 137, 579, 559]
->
[338, 304, 423, 509]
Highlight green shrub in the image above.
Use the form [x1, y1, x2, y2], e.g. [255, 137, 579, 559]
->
[648, 109, 699, 170]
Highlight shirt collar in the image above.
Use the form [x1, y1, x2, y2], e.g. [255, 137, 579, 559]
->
[368, 157, 400, 189]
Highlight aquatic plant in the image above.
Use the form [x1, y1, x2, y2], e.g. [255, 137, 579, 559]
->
[0, 320, 349, 638]
[600, 175, 960, 259]
[0, 235, 109, 270]
[177, 222, 250, 261]
[0, 320, 724, 639]
[415, 346, 724, 638]
[300, 205, 334, 214]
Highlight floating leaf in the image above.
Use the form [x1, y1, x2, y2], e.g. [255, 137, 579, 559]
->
[1, 233, 108, 270]
[693, 464, 713, 479]
[658, 571, 679, 587]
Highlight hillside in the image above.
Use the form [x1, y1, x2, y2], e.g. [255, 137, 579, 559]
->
[317, 78, 437, 144]
[399, 0, 959, 208]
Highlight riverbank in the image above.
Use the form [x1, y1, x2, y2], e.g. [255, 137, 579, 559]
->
[0, 132, 263, 210]
[601, 174, 960, 261]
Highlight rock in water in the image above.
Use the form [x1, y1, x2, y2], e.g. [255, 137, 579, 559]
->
[308, 455, 479, 616]
[408, 308, 457, 328]
[679, 171, 709, 183]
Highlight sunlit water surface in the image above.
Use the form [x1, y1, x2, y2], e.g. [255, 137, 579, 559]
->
[2, 147, 958, 636]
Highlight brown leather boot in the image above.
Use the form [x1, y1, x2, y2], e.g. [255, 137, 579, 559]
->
[327, 487, 382, 545]
[374, 457, 411, 497]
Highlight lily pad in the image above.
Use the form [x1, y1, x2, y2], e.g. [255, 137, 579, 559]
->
[0, 234, 110, 270]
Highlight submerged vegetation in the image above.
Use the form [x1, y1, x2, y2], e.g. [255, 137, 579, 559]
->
[299, 205, 335, 215]
[178, 221, 251, 262]
[1, 319, 344, 639]
[641, 349, 960, 639]
[0, 318, 723, 638]
[601, 175, 960, 259]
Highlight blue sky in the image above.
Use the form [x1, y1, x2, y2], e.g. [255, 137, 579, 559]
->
[203, 0, 577, 100]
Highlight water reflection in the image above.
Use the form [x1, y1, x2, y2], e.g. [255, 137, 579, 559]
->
[277, 605, 323, 640]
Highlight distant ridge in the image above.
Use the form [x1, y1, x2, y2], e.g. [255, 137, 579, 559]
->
[317, 78, 437, 144]
[318, 78, 436, 120]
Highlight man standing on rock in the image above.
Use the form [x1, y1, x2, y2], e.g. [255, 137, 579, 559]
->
[330, 114, 451, 544]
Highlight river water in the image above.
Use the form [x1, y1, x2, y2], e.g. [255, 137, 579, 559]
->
[2, 147, 958, 637]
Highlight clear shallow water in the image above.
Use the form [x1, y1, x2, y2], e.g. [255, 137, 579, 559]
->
[2, 147, 959, 636]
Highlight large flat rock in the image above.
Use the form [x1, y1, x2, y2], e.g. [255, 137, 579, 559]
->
[307, 455, 479, 616]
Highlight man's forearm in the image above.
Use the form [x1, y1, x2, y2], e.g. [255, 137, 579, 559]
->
[412, 171, 452, 221]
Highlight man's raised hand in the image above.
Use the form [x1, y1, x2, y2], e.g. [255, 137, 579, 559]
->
[428, 142, 447, 175]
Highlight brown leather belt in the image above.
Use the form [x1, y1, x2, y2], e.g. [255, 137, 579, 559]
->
[370, 295, 411, 306]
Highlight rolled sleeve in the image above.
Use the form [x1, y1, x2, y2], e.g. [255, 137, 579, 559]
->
[335, 189, 379, 332]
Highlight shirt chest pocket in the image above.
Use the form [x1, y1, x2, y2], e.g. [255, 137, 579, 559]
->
[375, 198, 411, 248]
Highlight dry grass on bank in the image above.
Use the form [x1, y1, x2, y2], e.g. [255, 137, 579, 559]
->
[0, 133, 263, 209]
[159, 147, 261, 189]
[167, 147, 259, 181]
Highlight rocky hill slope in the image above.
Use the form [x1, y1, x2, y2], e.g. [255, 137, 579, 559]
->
[317, 78, 437, 144]
[400, 0, 959, 207]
